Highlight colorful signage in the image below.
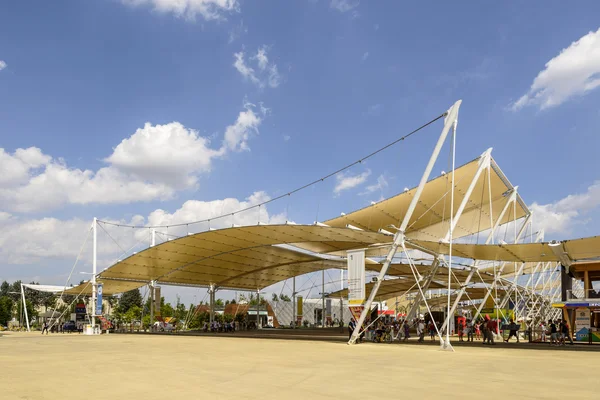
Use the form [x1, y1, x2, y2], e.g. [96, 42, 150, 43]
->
[575, 307, 591, 341]
[349, 305, 364, 322]
[95, 284, 103, 316]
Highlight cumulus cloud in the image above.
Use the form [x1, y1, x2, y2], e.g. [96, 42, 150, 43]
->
[511, 28, 600, 111]
[530, 181, 600, 235]
[121, 0, 239, 21]
[0, 106, 263, 213]
[233, 46, 281, 88]
[223, 105, 262, 151]
[0, 192, 284, 267]
[0, 60, 6, 71]
[334, 170, 371, 195]
[330, 0, 359, 12]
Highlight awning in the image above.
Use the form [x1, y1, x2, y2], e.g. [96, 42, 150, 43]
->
[96, 225, 391, 292]
[406, 236, 600, 263]
[323, 154, 529, 242]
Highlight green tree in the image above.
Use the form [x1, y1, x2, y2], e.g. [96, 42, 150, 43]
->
[280, 294, 291, 302]
[118, 289, 143, 313]
[1, 281, 11, 297]
[175, 303, 186, 321]
[161, 302, 174, 318]
[272, 293, 279, 302]
[214, 298, 224, 307]
[0, 296, 13, 326]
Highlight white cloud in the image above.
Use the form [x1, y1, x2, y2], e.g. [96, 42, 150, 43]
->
[121, 0, 239, 21]
[233, 51, 261, 86]
[334, 170, 371, 195]
[106, 122, 224, 187]
[511, 28, 600, 111]
[530, 181, 600, 235]
[0, 106, 263, 213]
[360, 174, 388, 195]
[223, 105, 261, 152]
[0, 60, 6, 71]
[0, 192, 284, 266]
[283, 135, 291, 142]
[330, 0, 359, 13]
[362, 52, 369, 61]
[233, 46, 281, 88]
[254, 46, 269, 71]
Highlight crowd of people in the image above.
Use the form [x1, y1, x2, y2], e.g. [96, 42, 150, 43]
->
[346, 314, 572, 346]
[202, 321, 238, 333]
[539, 319, 573, 346]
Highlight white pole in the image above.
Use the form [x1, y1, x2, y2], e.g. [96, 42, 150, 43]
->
[349, 100, 462, 345]
[92, 217, 97, 329]
[322, 269, 325, 328]
[151, 228, 156, 247]
[444, 119, 457, 348]
[292, 277, 296, 328]
[21, 283, 30, 332]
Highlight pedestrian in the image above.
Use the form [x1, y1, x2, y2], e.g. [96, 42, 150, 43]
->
[458, 320, 464, 342]
[505, 318, 519, 343]
[466, 319, 474, 342]
[549, 319, 558, 346]
[475, 321, 481, 340]
[417, 319, 425, 342]
[539, 321, 546, 342]
[560, 319, 573, 345]
[41, 320, 49, 335]
[348, 318, 356, 341]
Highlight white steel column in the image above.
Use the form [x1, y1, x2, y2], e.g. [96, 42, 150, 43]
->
[348, 99, 462, 345]
[471, 213, 531, 323]
[440, 193, 525, 332]
[91, 217, 97, 329]
[209, 284, 215, 324]
[409, 149, 492, 323]
[322, 269, 325, 328]
[149, 230, 156, 331]
[292, 277, 296, 328]
[21, 283, 30, 332]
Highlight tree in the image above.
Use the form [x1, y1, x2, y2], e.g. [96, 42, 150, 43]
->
[230, 299, 236, 305]
[280, 294, 291, 302]
[272, 293, 279, 302]
[161, 302, 174, 318]
[118, 289, 142, 313]
[1, 281, 10, 297]
[0, 296, 13, 326]
[214, 298, 224, 307]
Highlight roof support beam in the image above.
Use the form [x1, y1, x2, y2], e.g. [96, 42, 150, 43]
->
[348, 100, 462, 346]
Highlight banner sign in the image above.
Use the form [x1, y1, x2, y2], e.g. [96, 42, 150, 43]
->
[95, 284, 103, 316]
[349, 305, 364, 322]
[575, 307, 591, 341]
[325, 299, 332, 318]
[347, 249, 365, 305]
[75, 303, 86, 314]
[296, 296, 303, 325]
[154, 286, 161, 316]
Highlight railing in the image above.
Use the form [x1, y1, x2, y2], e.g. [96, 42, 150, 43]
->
[566, 289, 600, 300]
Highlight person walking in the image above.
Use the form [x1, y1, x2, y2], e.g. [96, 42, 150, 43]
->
[505, 318, 519, 343]
[561, 319, 573, 345]
[417, 319, 425, 342]
[549, 319, 558, 346]
[41, 320, 49, 335]
[348, 318, 356, 341]
[403, 320, 410, 342]
[466, 319, 474, 342]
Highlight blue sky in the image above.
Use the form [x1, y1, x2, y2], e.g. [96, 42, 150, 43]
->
[1, 0, 600, 304]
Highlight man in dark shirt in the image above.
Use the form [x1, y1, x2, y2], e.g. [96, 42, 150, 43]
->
[549, 319, 558, 345]
[561, 319, 573, 345]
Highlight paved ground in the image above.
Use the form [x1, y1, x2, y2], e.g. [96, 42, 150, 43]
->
[1, 331, 595, 400]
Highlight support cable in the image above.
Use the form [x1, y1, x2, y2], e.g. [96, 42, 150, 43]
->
[97, 114, 446, 229]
